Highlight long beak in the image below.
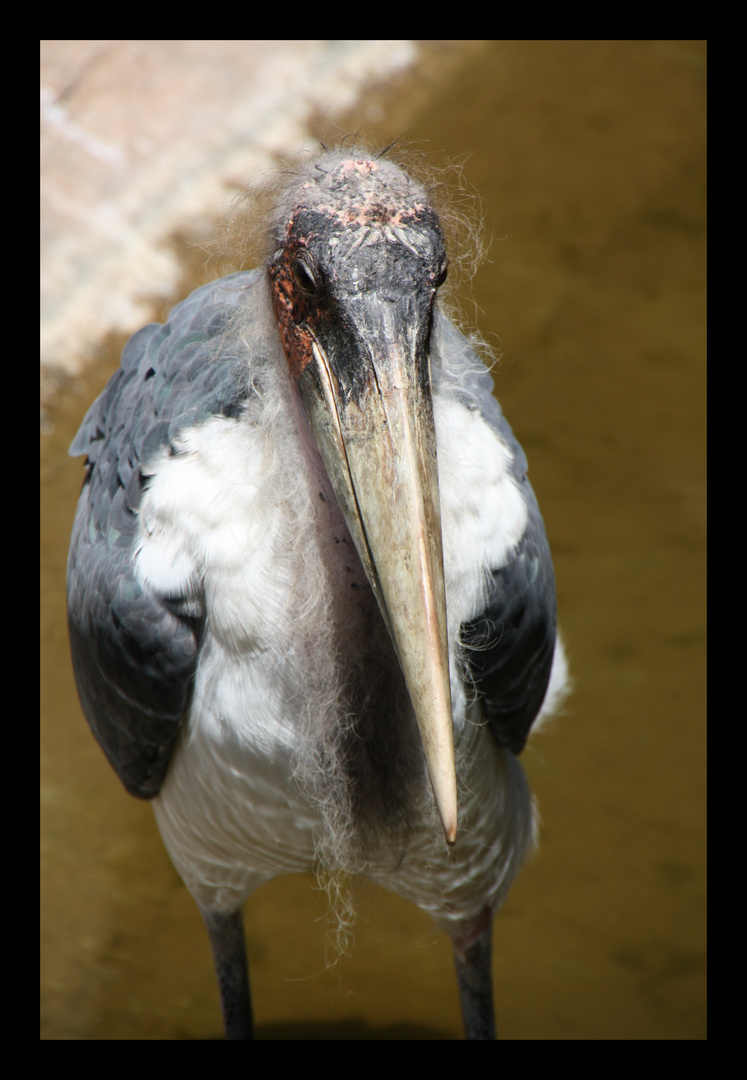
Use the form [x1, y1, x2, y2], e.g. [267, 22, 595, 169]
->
[295, 305, 457, 845]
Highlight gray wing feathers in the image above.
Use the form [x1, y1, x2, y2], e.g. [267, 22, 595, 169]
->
[67, 273, 257, 797]
[433, 311, 557, 754]
[460, 492, 557, 755]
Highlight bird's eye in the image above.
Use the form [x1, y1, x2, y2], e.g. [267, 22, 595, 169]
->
[434, 261, 449, 288]
[293, 257, 319, 295]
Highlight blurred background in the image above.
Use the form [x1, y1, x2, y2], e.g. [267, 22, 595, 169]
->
[41, 40, 706, 1039]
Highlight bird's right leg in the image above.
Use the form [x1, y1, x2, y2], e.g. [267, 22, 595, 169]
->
[201, 907, 254, 1040]
[450, 916, 497, 1040]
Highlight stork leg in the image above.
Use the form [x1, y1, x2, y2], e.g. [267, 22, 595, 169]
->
[451, 924, 496, 1040]
[201, 908, 254, 1040]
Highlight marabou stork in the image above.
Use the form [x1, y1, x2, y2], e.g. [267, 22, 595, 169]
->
[67, 150, 568, 1040]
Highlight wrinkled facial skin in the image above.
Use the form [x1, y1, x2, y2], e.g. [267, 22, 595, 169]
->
[268, 158, 447, 393]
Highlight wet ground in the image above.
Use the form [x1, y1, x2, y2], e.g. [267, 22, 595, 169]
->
[41, 40, 706, 1038]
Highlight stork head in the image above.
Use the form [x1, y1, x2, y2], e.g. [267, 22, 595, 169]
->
[268, 153, 457, 845]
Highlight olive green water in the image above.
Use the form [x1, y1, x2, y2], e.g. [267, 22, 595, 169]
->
[41, 41, 706, 1038]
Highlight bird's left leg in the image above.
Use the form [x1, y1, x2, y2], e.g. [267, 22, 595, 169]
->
[450, 915, 496, 1040]
[201, 907, 254, 1040]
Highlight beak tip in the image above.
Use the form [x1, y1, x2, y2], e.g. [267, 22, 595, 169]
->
[442, 814, 458, 847]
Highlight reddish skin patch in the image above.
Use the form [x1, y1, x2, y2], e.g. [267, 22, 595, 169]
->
[342, 158, 377, 175]
[268, 237, 317, 378]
